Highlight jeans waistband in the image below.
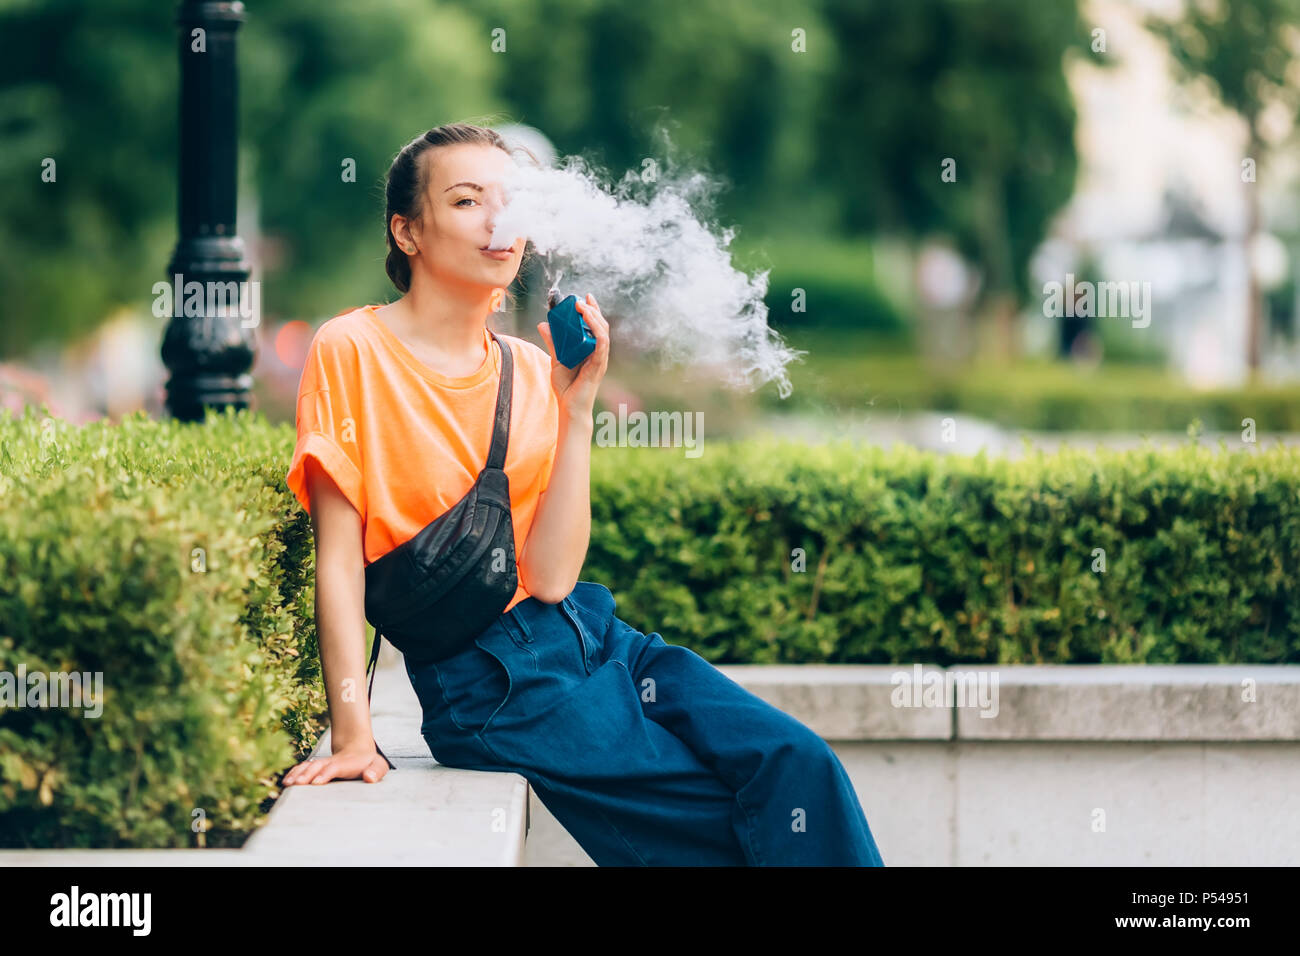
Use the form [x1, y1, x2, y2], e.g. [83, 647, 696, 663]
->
[496, 581, 614, 646]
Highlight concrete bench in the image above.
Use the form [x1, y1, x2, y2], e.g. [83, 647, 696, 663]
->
[240, 640, 529, 865]
[528, 663, 1300, 865]
[720, 663, 1300, 867]
[5, 662, 1297, 865]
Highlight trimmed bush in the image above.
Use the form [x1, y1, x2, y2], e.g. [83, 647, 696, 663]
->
[589, 439, 1300, 665]
[0, 405, 328, 848]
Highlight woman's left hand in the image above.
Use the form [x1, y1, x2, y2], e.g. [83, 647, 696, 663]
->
[537, 293, 609, 420]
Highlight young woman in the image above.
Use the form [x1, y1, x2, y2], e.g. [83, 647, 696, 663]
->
[282, 123, 885, 867]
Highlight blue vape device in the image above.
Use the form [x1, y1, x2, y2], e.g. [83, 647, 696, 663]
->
[546, 291, 597, 368]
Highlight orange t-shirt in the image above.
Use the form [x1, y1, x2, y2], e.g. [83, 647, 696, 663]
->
[285, 305, 559, 613]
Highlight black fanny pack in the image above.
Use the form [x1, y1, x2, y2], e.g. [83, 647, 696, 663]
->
[362, 329, 519, 768]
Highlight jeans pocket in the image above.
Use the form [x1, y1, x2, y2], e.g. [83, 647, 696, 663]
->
[558, 596, 591, 670]
[478, 659, 656, 776]
[430, 638, 513, 735]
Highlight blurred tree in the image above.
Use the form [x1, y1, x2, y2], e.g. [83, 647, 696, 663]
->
[0, 0, 176, 357]
[0, 0, 1099, 362]
[470, 0, 834, 234]
[1145, 0, 1300, 378]
[0, 0, 496, 357]
[811, 0, 1095, 360]
[240, 0, 499, 317]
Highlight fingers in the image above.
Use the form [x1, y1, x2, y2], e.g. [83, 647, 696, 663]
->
[536, 321, 557, 363]
[283, 752, 388, 786]
[575, 295, 609, 337]
[308, 761, 339, 784]
[575, 295, 610, 368]
[283, 757, 329, 786]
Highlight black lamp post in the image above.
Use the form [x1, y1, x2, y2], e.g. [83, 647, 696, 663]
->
[161, 0, 255, 421]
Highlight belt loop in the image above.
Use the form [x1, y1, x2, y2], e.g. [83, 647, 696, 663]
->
[502, 609, 532, 644]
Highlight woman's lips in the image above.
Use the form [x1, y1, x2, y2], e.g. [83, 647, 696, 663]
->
[480, 246, 513, 260]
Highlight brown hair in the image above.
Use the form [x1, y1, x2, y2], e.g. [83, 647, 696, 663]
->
[383, 123, 536, 294]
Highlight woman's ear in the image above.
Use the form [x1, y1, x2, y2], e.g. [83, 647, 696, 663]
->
[390, 213, 406, 251]
[391, 214, 418, 255]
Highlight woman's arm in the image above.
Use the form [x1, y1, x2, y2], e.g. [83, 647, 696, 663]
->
[281, 457, 390, 785]
[518, 410, 594, 602]
[517, 294, 610, 604]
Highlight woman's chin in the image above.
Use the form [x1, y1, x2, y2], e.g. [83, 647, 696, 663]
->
[480, 262, 520, 284]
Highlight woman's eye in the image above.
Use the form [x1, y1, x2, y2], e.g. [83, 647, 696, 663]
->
[455, 197, 477, 207]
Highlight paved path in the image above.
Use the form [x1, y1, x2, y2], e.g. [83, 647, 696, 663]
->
[745, 411, 1300, 457]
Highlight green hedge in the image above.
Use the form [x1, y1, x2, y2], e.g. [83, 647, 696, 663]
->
[0, 405, 329, 849]
[588, 439, 1300, 665]
[2, 406, 1297, 847]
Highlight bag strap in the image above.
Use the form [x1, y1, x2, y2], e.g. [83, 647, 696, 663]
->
[362, 328, 511, 772]
[365, 629, 397, 770]
[484, 330, 513, 472]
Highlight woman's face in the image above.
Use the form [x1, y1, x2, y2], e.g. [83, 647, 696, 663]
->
[404, 142, 524, 292]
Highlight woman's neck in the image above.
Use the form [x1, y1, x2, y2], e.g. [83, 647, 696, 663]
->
[388, 272, 496, 359]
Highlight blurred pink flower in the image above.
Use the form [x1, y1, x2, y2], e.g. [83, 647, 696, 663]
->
[0, 362, 62, 419]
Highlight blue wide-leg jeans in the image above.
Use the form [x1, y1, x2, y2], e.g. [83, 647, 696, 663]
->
[403, 581, 886, 867]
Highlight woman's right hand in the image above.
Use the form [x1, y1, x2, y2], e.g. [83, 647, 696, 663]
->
[537, 293, 609, 421]
[282, 743, 390, 786]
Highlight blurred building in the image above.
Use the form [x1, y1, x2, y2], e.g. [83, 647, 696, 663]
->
[1031, 0, 1300, 386]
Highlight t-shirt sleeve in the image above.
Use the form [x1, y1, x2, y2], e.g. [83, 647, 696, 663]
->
[285, 325, 366, 521]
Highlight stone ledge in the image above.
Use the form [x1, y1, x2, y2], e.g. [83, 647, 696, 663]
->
[953, 665, 1300, 741]
[714, 664, 952, 740]
[240, 652, 529, 864]
[0, 849, 246, 865]
[716, 664, 1300, 742]
[8, 662, 1297, 863]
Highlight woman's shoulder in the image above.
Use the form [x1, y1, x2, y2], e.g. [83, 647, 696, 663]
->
[494, 330, 553, 375]
[319, 305, 372, 340]
[305, 306, 377, 361]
